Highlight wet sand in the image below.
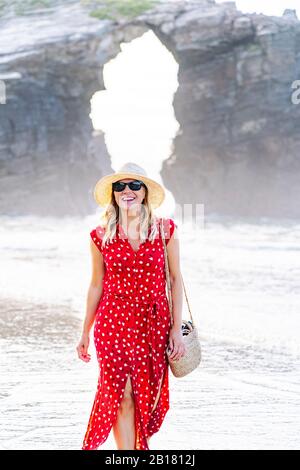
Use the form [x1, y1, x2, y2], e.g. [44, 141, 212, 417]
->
[1, 214, 300, 449]
[1, 298, 299, 450]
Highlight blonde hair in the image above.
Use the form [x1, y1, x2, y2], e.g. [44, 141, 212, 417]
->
[98, 185, 160, 250]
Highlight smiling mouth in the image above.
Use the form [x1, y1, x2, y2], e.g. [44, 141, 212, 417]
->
[121, 196, 136, 201]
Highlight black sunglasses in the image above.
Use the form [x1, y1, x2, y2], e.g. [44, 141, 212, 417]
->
[112, 180, 146, 192]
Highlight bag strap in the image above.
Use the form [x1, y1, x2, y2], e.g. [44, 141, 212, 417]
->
[160, 218, 195, 325]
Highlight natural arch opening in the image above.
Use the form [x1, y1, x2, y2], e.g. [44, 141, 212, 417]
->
[89, 29, 179, 216]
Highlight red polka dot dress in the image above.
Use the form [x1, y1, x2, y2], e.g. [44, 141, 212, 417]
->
[81, 217, 177, 450]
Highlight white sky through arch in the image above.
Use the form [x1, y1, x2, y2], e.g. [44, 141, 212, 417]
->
[90, 30, 179, 216]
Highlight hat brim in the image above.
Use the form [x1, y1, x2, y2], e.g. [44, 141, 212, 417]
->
[93, 171, 165, 209]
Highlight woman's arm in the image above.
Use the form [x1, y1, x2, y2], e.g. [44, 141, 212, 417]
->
[166, 226, 187, 361]
[167, 226, 183, 331]
[76, 239, 105, 362]
[82, 239, 105, 335]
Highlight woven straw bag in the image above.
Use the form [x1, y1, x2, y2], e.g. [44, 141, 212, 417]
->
[160, 218, 201, 378]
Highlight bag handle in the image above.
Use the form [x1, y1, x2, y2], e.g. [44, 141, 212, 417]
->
[160, 218, 195, 326]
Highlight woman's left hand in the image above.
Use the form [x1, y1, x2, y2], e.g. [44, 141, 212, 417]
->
[168, 325, 187, 361]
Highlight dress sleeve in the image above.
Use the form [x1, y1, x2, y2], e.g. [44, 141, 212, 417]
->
[90, 226, 105, 253]
[162, 218, 177, 246]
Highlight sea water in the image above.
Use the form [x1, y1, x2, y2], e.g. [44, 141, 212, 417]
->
[0, 213, 299, 449]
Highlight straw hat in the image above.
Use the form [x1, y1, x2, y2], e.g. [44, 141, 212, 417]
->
[93, 162, 165, 209]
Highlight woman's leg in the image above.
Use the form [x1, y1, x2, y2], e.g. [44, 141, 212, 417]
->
[112, 375, 136, 449]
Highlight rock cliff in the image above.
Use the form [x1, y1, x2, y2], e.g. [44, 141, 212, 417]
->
[0, 0, 299, 217]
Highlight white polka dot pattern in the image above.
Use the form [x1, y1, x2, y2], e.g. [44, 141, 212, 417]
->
[81, 218, 176, 450]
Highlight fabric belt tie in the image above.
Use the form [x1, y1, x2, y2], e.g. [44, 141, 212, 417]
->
[102, 291, 167, 381]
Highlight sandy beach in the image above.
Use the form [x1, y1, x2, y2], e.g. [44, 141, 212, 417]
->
[0, 214, 299, 450]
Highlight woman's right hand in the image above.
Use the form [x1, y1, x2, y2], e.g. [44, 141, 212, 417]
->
[76, 333, 91, 362]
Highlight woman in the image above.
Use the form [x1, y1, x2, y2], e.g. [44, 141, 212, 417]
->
[77, 162, 186, 450]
